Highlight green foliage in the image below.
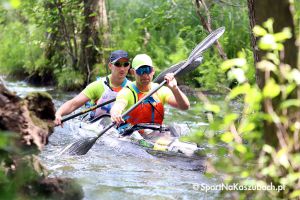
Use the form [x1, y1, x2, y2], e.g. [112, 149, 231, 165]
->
[108, 0, 252, 90]
[0, 0, 84, 85]
[1, 0, 253, 90]
[0, 2, 54, 82]
[187, 21, 300, 199]
[56, 68, 85, 91]
[0, 131, 40, 199]
[0, 21, 27, 76]
[193, 54, 227, 89]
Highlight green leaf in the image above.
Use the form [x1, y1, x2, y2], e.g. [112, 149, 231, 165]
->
[266, 53, 280, 65]
[290, 190, 300, 199]
[280, 99, 300, 109]
[256, 60, 277, 72]
[285, 83, 296, 96]
[228, 68, 246, 83]
[274, 27, 292, 42]
[287, 173, 300, 184]
[227, 84, 250, 100]
[261, 164, 277, 177]
[253, 25, 267, 36]
[262, 18, 274, 32]
[235, 144, 247, 154]
[245, 87, 262, 105]
[238, 122, 255, 133]
[292, 69, 300, 85]
[47, 27, 52, 33]
[0, 135, 8, 148]
[291, 154, 300, 165]
[89, 12, 97, 17]
[263, 144, 274, 154]
[134, 18, 143, 24]
[220, 58, 246, 71]
[10, 0, 21, 8]
[240, 171, 249, 178]
[277, 148, 290, 168]
[258, 34, 277, 50]
[220, 132, 234, 143]
[263, 79, 280, 98]
[223, 113, 239, 125]
[204, 103, 220, 114]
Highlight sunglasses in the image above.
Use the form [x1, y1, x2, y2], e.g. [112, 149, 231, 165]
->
[113, 62, 130, 67]
[136, 66, 153, 75]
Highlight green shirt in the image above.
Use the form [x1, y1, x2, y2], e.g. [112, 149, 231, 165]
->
[82, 75, 130, 104]
[116, 82, 173, 111]
[82, 80, 105, 104]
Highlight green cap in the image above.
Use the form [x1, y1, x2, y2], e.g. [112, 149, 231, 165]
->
[132, 54, 153, 70]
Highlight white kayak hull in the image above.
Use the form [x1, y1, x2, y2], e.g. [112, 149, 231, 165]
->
[77, 117, 202, 158]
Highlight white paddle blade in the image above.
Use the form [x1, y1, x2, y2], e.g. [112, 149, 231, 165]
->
[188, 27, 225, 60]
[153, 57, 203, 83]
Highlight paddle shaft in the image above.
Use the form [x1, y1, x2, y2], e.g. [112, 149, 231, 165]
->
[96, 57, 196, 139]
[61, 98, 115, 123]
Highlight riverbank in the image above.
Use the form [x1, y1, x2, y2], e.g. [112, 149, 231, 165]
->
[0, 79, 84, 199]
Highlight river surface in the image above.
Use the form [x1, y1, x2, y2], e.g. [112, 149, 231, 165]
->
[5, 79, 225, 200]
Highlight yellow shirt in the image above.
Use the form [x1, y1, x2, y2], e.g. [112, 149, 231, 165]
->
[116, 82, 173, 111]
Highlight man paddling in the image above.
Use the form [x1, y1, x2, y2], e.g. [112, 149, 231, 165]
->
[110, 54, 190, 127]
[55, 50, 131, 126]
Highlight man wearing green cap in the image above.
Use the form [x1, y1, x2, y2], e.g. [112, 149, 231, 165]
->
[55, 50, 131, 126]
[110, 54, 190, 127]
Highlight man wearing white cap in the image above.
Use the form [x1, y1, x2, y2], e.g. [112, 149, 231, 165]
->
[110, 54, 190, 127]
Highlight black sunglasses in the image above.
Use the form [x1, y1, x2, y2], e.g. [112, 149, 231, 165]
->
[113, 62, 130, 67]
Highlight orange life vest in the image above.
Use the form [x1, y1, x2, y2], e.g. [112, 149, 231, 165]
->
[126, 84, 164, 125]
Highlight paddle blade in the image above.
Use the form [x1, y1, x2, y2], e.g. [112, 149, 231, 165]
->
[153, 57, 203, 83]
[188, 27, 225, 60]
[59, 137, 97, 155]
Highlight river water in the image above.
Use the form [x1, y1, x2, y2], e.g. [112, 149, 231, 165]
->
[5, 80, 222, 200]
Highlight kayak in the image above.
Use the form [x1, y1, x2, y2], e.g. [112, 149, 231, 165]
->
[77, 114, 203, 158]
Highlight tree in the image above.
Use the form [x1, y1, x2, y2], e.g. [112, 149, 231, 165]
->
[247, 0, 299, 147]
[79, 0, 106, 84]
[247, 0, 298, 88]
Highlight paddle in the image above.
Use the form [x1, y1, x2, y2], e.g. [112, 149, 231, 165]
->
[61, 99, 115, 123]
[60, 27, 225, 155]
[153, 58, 202, 84]
[60, 59, 202, 124]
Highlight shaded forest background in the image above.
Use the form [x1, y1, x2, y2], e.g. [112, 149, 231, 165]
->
[0, 0, 253, 91]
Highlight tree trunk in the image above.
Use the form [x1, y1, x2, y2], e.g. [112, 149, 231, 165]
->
[247, 0, 298, 147]
[248, 0, 297, 88]
[98, 0, 110, 76]
[79, 0, 102, 85]
[247, 0, 262, 86]
[44, 0, 80, 82]
[55, 0, 78, 67]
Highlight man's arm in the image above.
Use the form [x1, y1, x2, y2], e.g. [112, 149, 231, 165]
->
[110, 88, 131, 125]
[110, 100, 127, 125]
[164, 73, 190, 110]
[55, 92, 90, 126]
